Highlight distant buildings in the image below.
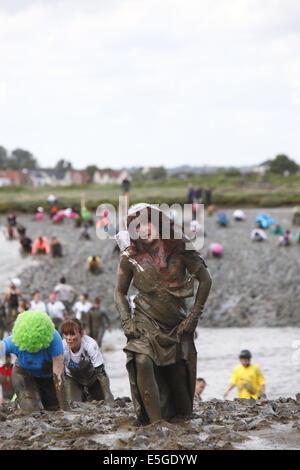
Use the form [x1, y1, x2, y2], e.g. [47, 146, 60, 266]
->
[93, 169, 129, 184]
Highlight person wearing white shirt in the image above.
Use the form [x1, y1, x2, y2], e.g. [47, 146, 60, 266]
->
[61, 318, 114, 403]
[72, 293, 93, 331]
[47, 293, 66, 332]
[29, 291, 46, 313]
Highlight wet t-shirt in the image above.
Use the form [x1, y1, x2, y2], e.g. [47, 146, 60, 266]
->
[230, 364, 265, 399]
[3, 330, 64, 378]
[63, 335, 104, 378]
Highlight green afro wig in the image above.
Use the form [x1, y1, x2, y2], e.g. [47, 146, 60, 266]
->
[12, 310, 55, 353]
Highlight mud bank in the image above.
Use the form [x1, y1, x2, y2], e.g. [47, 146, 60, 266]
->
[4, 207, 299, 327]
[1, 395, 300, 450]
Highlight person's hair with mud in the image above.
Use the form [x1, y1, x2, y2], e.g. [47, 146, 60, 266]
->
[127, 206, 185, 260]
[82, 293, 88, 300]
[94, 297, 101, 305]
[61, 319, 83, 335]
[60, 277, 66, 284]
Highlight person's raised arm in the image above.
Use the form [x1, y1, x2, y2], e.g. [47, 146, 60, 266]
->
[114, 254, 139, 339]
[52, 353, 70, 411]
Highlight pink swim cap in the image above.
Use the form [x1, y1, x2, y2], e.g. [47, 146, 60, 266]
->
[49, 293, 56, 300]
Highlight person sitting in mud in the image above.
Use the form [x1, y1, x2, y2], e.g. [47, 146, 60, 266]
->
[32, 236, 51, 255]
[79, 223, 91, 240]
[0, 310, 69, 411]
[250, 228, 267, 242]
[61, 319, 114, 404]
[194, 377, 206, 403]
[29, 291, 46, 313]
[16, 223, 26, 238]
[272, 224, 284, 235]
[47, 293, 66, 333]
[223, 350, 266, 400]
[19, 235, 32, 255]
[217, 211, 228, 227]
[86, 255, 102, 274]
[0, 354, 14, 401]
[87, 298, 112, 348]
[51, 236, 63, 258]
[278, 230, 293, 247]
[6, 214, 17, 240]
[20, 236, 32, 254]
[207, 243, 223, 258]
[114, 203, 212, 424]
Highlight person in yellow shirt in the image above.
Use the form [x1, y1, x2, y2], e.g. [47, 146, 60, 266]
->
[223, 350, 266, 400]
[86, 256, 102, 275]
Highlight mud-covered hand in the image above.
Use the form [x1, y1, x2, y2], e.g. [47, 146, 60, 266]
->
[122, 320, 140, 340]
[177, 310, 202, 337]
[95, 365, 114, 403]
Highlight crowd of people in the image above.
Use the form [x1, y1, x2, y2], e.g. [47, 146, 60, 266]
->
[0, 192, 298, 426]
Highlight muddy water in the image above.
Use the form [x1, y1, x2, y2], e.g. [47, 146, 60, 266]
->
[102, 327, 300, 400]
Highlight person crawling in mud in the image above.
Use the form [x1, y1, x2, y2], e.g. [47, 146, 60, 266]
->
[0, 310, 69, 411]
[50, 235, 63, 258]
[86, 255, 102, 274]
[61, 319, 114, 404]
[114, 203, 212, 424]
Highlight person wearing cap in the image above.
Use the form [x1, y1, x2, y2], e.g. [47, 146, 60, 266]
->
[223, 350, 266, 400]
[47, 293, 66, 332]
[0, 310, 69, 410]
[115, 203, 212, 424]
[208, 243, 223, 258]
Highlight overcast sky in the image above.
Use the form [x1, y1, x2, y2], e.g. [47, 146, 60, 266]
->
[0, 0, 300, 169]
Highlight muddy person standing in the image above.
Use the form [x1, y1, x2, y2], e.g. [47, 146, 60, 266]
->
[114, 204, 212, 424]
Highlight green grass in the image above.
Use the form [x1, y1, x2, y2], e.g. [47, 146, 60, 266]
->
[0, 173, 299, 213]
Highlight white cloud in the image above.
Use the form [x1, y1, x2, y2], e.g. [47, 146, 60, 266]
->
[0, 0, 300, 168]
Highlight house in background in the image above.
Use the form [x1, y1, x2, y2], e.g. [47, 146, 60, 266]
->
[0, 169, 31, 186]
[252, 160, 272, 175]
[93, 169, 129, 184]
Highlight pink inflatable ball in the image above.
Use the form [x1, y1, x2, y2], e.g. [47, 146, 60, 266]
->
[36, 212, 44, 221]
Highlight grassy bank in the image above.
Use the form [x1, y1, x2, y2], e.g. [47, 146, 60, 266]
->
[0, 173, 299, 213]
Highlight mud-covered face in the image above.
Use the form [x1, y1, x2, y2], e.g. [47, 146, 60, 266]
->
[195, 380, 206, 394]
[137, 221, 158, 244]
[63, 329, 83, 352]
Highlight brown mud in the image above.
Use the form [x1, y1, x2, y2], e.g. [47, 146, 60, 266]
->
[1, 395, 300, 450]
[4, 207, 299, 328]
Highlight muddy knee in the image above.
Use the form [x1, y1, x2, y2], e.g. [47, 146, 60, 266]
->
[135, 354, 153, 374]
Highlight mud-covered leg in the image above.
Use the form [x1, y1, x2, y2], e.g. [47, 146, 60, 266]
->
[135, 353, 161, 423]
[12, 362, 43, 411]
[164, 360, 192, 417]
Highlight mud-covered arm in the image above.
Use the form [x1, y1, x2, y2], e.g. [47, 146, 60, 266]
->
[52, 353, 70, 411]
[114, 254, 139, 339]
[178, 251, 212, 335]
